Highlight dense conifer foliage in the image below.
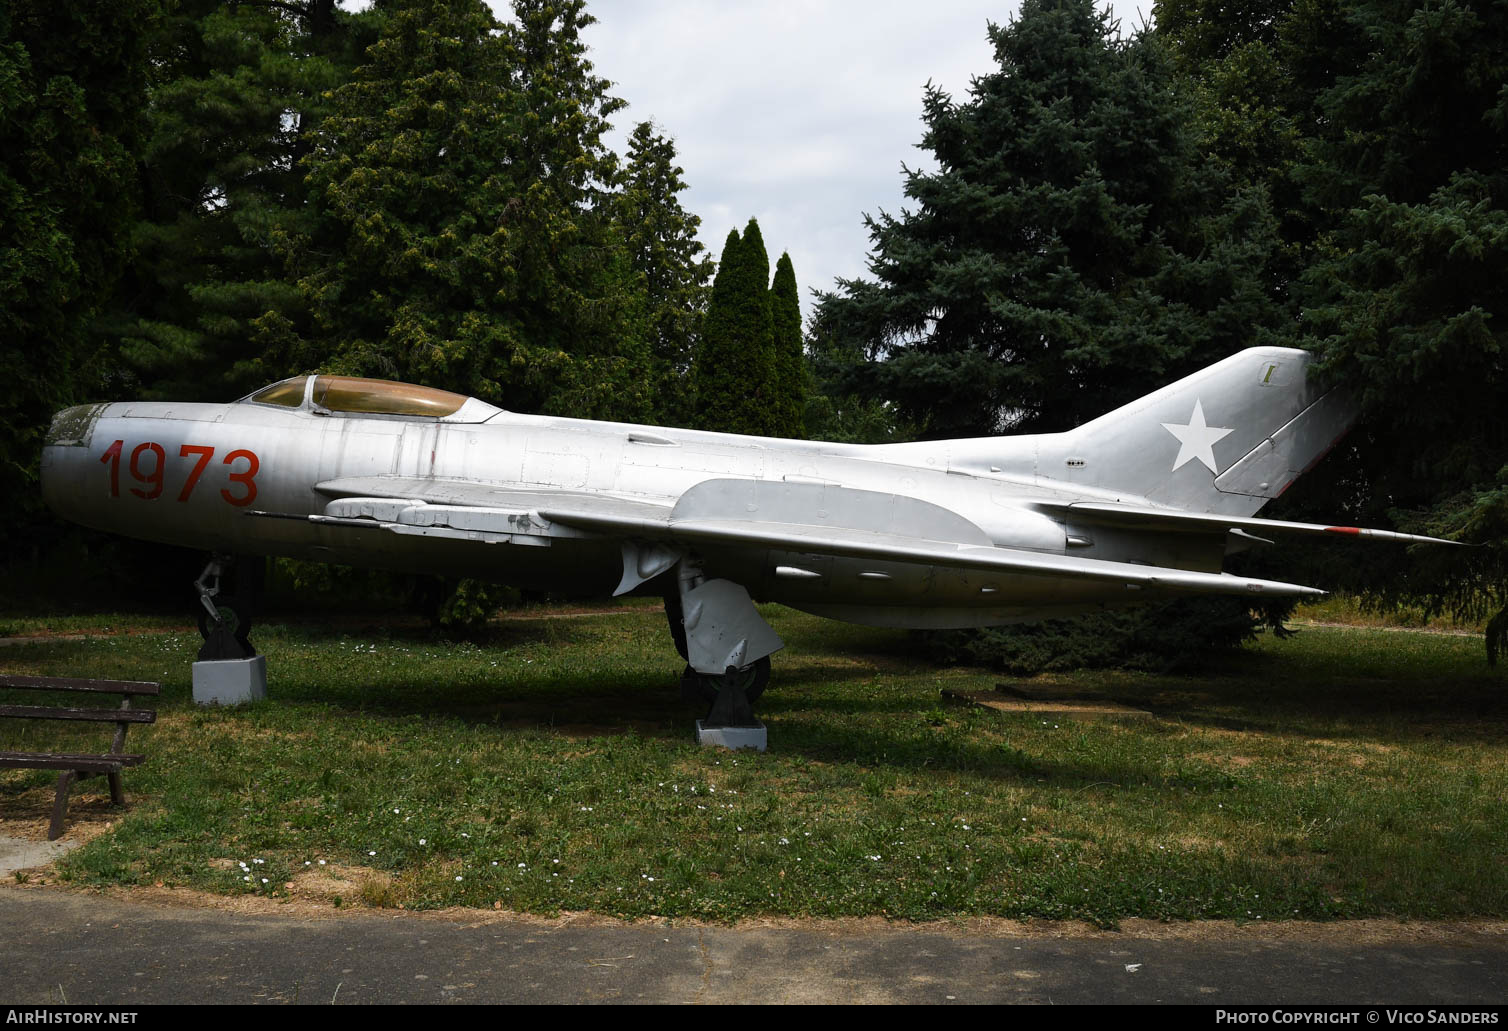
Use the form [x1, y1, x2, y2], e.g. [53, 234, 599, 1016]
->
[768, 252, 807, 439]
[282, 0, 654, 422]
[617, 121, 715, 426]
[101, 0, 371, 403]
[1, 0, 160, 553]
[692, 220, 778, 435]
[812, 0, 1288, 441]
[1160, 0, 1508, 654]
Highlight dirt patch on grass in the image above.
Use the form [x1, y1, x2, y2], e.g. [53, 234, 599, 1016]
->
[0, 785, 130, 848]
[288, 862, 384, 902]
[0, 624, 197, 645]
[1289, 619, 1483, 638]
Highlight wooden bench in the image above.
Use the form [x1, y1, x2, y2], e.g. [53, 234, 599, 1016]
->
[0, 674, 159, 840]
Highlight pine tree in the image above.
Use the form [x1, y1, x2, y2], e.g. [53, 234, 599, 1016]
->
[692, 219, 778, 435]
[812, 0, 1288, 440]
[809, 0, 1296, 669]
[768, 251, 806, 438]
[101, 0, 371, 402]
[616, 121, 714, 425]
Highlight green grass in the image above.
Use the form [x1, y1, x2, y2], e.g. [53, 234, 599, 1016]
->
[1293, 595, 1490, 634]
[2, 605, 1505, 925]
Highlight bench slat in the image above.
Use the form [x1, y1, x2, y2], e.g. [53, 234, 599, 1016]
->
[0, 675, 160, 696]
[0, 704, 156, 723]
[0, 752, 146, 771]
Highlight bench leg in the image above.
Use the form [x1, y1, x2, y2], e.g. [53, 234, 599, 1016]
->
[107, 771, 125, 806]
[49, 770, 77, 841]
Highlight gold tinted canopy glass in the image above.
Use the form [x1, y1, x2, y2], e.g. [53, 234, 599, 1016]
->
[311, 376, 470, 417]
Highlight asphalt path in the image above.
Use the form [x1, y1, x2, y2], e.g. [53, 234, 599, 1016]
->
[2, 886, 1505, 1005]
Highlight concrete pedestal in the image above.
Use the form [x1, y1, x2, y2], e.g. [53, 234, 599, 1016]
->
[695, 720, 766, 752]
[192, 654, 267, 706]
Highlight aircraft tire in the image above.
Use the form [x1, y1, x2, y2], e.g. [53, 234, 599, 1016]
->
[197, 595, 253, 648]
[682, 656, 770, 706]
[664, 595, 689, 661]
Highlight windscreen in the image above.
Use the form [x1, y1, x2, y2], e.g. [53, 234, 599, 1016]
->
[247, 377, 308, 407]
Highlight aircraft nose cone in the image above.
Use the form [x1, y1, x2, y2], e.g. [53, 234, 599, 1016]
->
[41, 403, 106, 520]
[45, 403, 104, 448]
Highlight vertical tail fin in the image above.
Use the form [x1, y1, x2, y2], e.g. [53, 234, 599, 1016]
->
[1050, 347, 1356, 516]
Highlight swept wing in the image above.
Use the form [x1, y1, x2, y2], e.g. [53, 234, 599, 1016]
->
[256, 475, 1332, 600]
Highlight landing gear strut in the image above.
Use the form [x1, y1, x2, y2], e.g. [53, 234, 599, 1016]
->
[667, 561, 781, 732]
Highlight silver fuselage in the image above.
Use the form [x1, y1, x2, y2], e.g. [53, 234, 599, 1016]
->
[42, 394, 1216, 629]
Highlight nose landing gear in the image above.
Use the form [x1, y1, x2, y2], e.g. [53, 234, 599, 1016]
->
[195, 555, 257, 661]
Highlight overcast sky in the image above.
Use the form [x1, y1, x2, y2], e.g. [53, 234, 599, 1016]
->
[566, 2, 1150, 320]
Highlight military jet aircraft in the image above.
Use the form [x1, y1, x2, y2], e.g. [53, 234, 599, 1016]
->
[40, 346, 1452, 723]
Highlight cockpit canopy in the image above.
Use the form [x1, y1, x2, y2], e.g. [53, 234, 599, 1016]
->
[243, 375, 502, 422]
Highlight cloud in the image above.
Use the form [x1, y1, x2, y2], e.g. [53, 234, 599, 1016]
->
[532, 2, 1149, 318]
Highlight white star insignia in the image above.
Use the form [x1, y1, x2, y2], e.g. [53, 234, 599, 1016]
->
[1162, 400, 1234, 473]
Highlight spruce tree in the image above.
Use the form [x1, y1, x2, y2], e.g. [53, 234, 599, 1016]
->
[812, 0, 1288, 440]
[1295, 0, 1508, 646]
[768, 252, 806, 438]
[810, 0, 1294, 669]
[692, 219, 778, 435]
[616, 121, 714, 425]
[1161, 0, 1508, 653]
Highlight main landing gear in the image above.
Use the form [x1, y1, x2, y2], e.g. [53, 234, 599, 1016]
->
[665, 561, 782, 735]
